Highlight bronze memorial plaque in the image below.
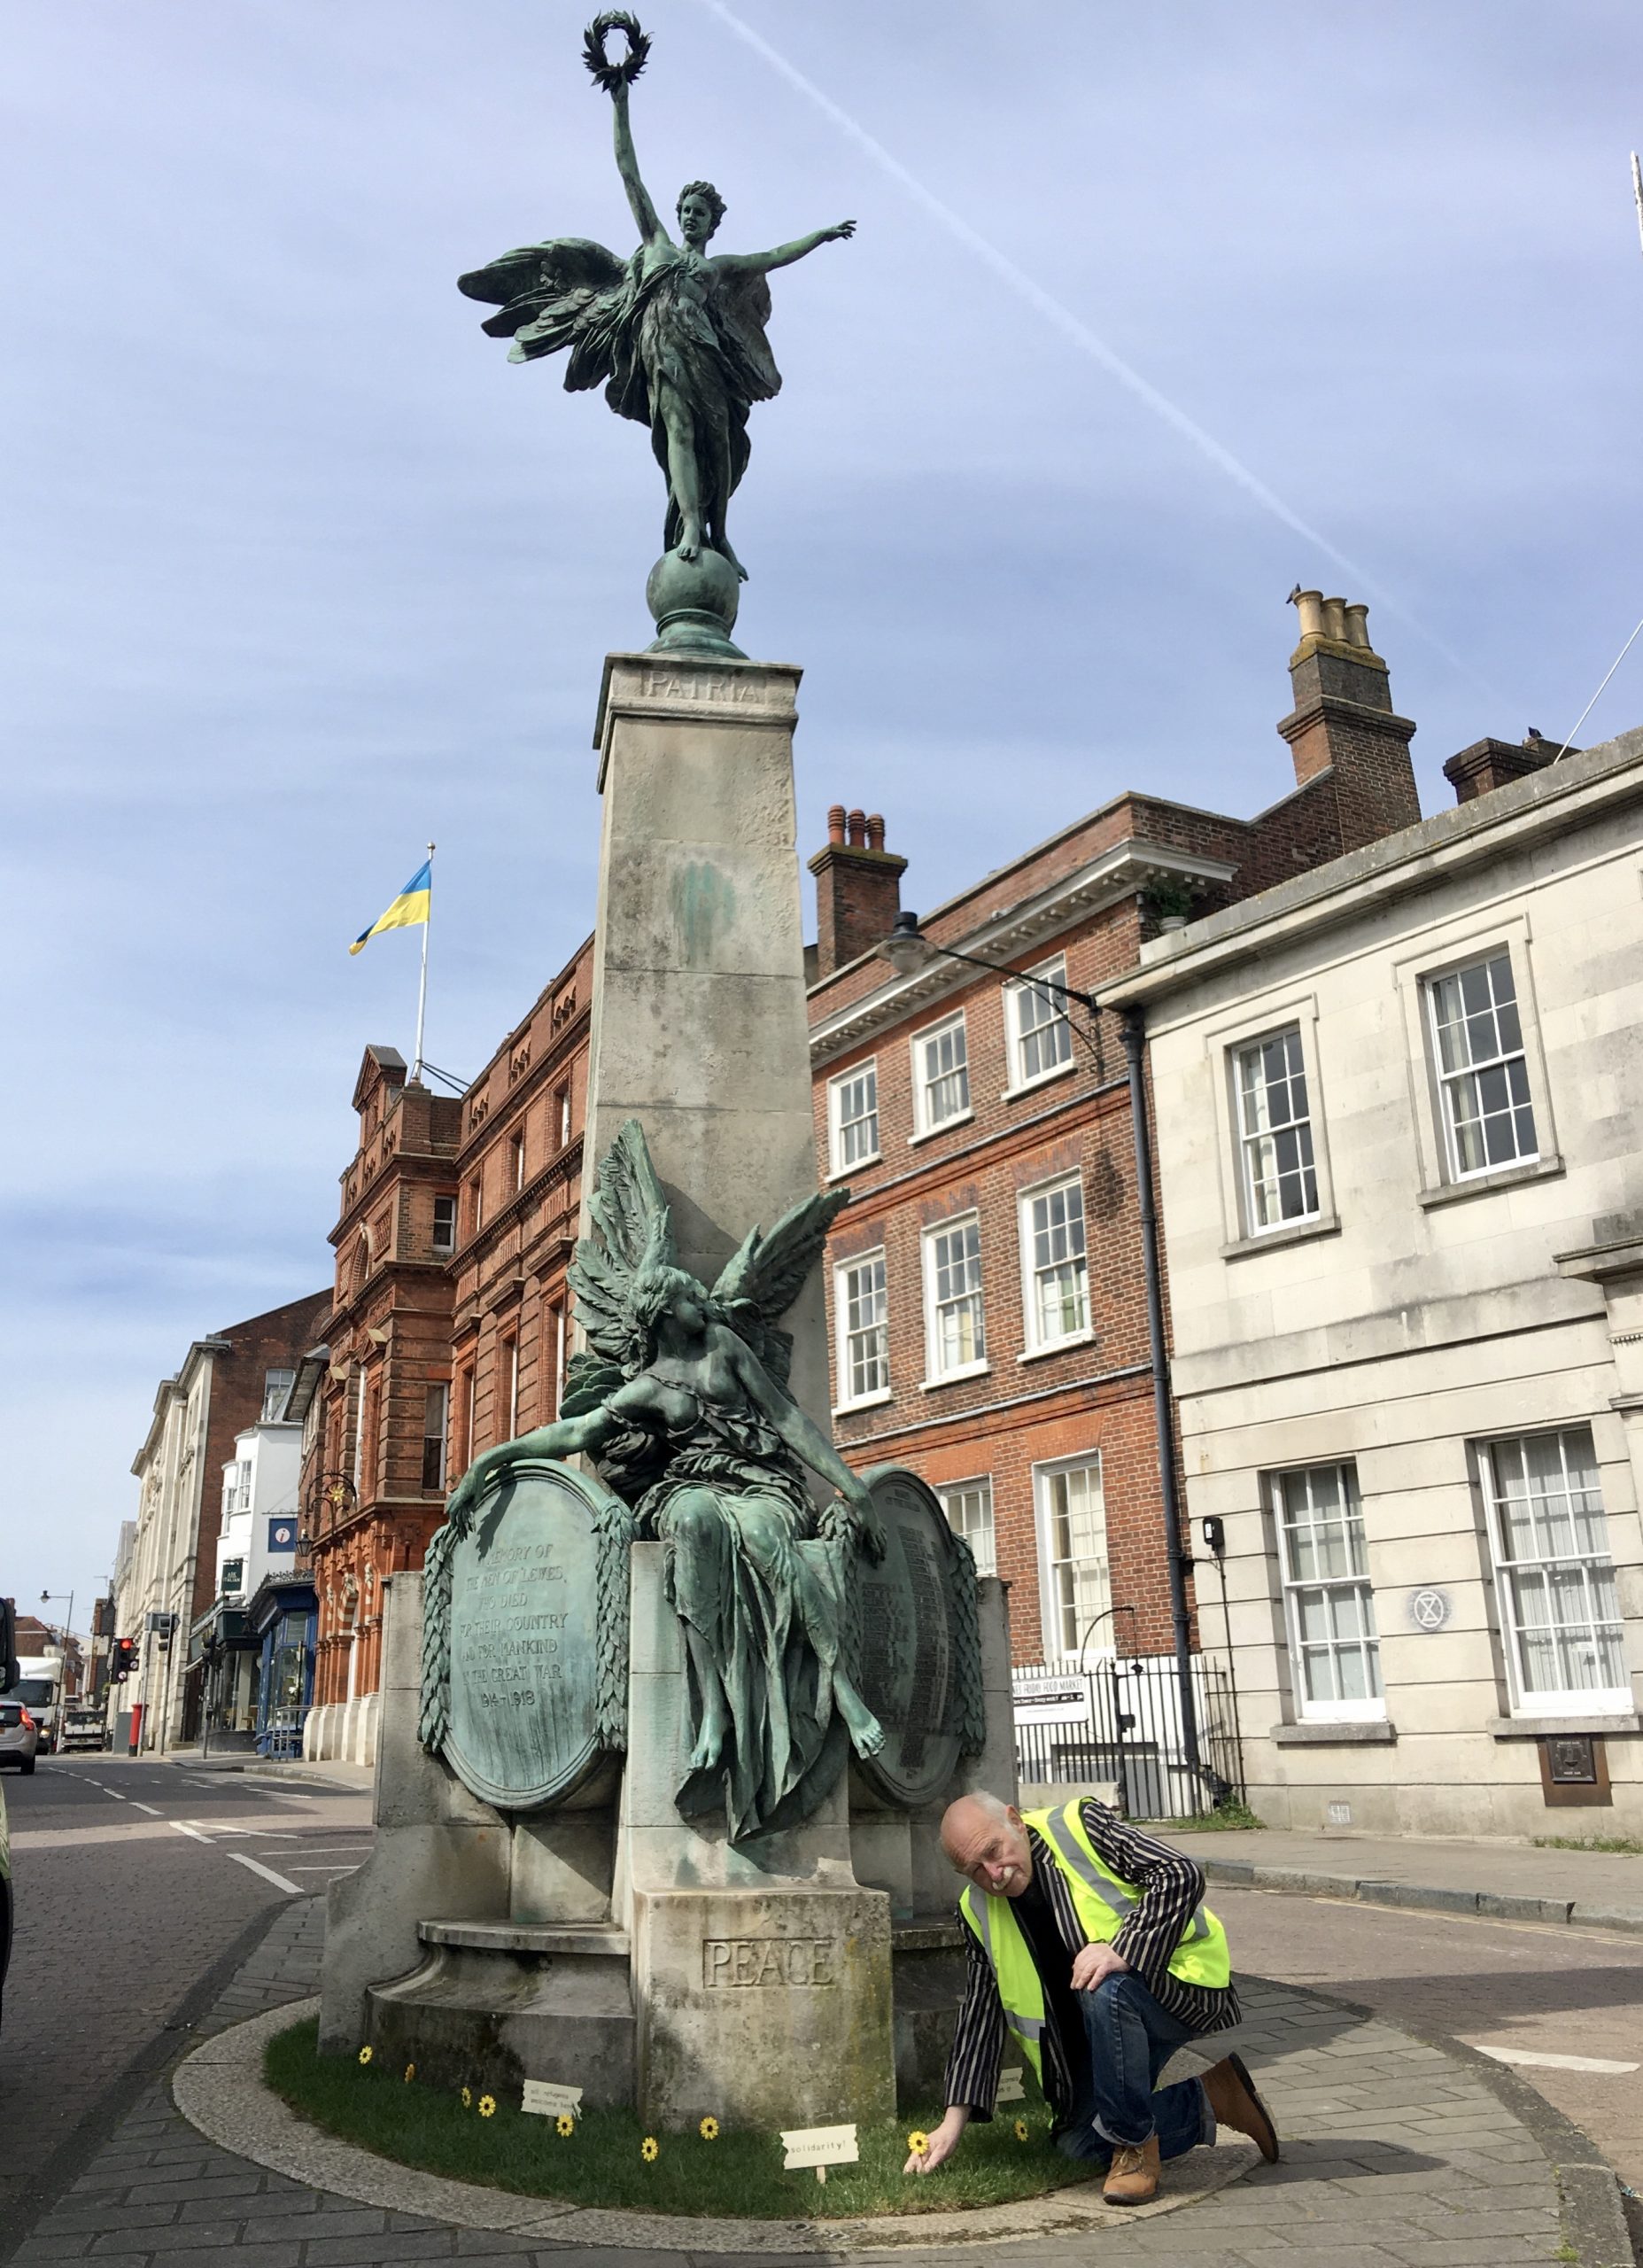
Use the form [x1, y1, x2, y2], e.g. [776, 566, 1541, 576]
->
[850, 1464, 966, 1808]
[443, 1460, 607, 1810]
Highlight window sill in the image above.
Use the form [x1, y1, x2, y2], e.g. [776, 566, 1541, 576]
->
[1272, 1720, 1397, 1746]
[828, 1154, 880, 1184]
[1487, 1711, 1639, 1740]
[833, 1389, 893, 1418]
[1001, 1059, 1079, 1104]
[1018, 1332, 1096, 1364]
[1221, 1214, 1341, 1262]
[918, 1364, 992, 1393]
[1417, 1154, 1565, 1210]
[910, 1110, 975, 1147]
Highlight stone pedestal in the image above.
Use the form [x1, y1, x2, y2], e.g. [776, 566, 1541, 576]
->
[586, 653, 829, 1430]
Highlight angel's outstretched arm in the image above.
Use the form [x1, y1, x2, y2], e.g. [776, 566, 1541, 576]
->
[714, 221, 855, 276]
[610, 82, 666, 245]
[445, 1405, 616, 1520]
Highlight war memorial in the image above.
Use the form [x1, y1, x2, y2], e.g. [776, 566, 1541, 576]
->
[315, 10, 1019, 2145]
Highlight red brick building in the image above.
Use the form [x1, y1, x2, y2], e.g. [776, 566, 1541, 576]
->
[300, 595, 1425, 1751]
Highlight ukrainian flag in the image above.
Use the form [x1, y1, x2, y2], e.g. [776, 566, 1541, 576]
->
[350, 859, 431, 955]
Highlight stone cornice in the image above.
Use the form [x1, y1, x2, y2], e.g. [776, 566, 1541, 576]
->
[807, 837, 1236, 1067]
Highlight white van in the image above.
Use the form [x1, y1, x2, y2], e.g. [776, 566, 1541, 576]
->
[5, 1658, 62, 1755]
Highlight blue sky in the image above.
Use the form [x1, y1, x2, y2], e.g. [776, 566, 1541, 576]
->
[4, 1, 1641, 1635]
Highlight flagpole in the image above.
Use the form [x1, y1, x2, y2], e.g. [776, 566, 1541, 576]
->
[412, 841, 434, 1082]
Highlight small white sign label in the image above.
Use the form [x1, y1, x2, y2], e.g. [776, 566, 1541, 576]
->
[781, 2122, 859, 2171]
[522, 2080, 584, 2119]
[996, 2067, 1026, 2104]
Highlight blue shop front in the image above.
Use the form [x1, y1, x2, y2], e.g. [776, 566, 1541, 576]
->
[247, 1571, 317, 1758]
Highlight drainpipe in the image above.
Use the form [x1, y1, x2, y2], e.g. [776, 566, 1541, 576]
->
[1120, 1006, 1202, 1779]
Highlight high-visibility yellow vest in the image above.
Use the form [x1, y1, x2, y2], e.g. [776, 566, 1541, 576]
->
[958, 1800, 1230, 2086]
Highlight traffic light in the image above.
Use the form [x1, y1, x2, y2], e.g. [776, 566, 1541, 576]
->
[111, 1636, 136, 1683]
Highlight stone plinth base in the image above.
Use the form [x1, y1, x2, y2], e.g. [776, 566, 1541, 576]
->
[633, 1883, 894, 2132]
[367, 1920, 634, 2106]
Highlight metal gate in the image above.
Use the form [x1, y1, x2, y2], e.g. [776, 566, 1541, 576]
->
[1011, 1654, 1244, 1821]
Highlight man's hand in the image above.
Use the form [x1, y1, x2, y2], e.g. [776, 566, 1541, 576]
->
[903, 2106, 968, 2176]
[1071, 1942, 1129, 1993]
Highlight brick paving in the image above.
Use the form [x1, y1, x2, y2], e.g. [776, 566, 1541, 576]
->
[3, 1899, 1626, 2268]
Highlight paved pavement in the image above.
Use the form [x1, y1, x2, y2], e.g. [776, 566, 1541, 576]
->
[4, 1890, 1634, 2267]
[0, 1755, 374, 2241]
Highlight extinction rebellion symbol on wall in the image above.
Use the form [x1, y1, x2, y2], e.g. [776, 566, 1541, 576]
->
[1408, 1587, 1452, 1632]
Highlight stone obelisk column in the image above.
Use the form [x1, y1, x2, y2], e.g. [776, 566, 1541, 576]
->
[585, 647, 894, 2132]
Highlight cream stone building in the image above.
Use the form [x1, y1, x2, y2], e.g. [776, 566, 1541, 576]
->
[1104, 714, 1643, 1837]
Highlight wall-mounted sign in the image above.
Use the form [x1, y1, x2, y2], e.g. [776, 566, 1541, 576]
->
[221, 1560, 244, 1597]
[1407, 1588, 1453, 1632]
[267, 1518, 298, 1554]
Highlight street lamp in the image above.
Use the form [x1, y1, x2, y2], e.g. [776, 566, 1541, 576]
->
[874, 914, 1205, 1791]
[39, 1589, 76, 1690]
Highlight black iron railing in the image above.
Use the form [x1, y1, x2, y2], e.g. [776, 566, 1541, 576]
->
[1012, 1654, 1244, 1821]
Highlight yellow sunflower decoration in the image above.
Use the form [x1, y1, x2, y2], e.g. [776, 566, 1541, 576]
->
[641, 2135, 660, 2163]
[555, 2111, 576, 2138]
[1014, 2118, 1030, 2142]
[357, 2046, 373, 2067]
[698, 2115, 720, 2141]
[478, 2094, 497, 2118]
[404, 2063, 416, 2084]
[461, 2086, 473, 2109]
[906, 2129, 930, 2156]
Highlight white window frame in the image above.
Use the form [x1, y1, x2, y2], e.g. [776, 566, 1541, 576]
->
[833, 1249, 890, 1408]
[1271, 1463, 1384, 1722]
[1004, 956, 1076, 1094]
[827, 1060, 881, 1177]
[260, 1369, 295, 1422]
[1033, 1453, 1111, 1662]
[921, 1211, 988, 1383]
[431, 1193, 457, 1256]
[1018, 1172, 1090, 1354]
[1204, 993, 1337, 1254]
[510, 1129, 527, 1192]
[1424, 951, 1538, 1183]
[422, 1383, 449, 1492]
[939, 1477, 996, 1577]
[1477, 1427, 1631, 1718]
[1393, 918, 1560, 1203]
[502, 1335, 519, 1439]
[910, 1011, 973, 1138]
[1234, 1023, 1321, 1235]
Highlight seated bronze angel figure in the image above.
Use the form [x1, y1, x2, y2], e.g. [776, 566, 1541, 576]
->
[457, 11, 854, 580]
[445, 1119, 886, 1844]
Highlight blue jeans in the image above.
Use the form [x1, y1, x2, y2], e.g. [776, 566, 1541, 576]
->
[1052, 1973, 1214, 2163]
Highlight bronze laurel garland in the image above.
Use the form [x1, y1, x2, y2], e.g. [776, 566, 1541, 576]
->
[417, 1518, 458, 1754]
[944, 1527, 989, 1758]
[581, 10, 650, 94]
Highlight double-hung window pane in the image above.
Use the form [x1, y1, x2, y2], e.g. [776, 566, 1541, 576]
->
[1428, 953, 1537, 1177]
[422, 1383, 449, 1492]
[1236, 1028, 1319, 1231]
[917, 1017, 970, 1130]
[839, 1253, 888, 1401]
[941, 1479, 996, 1576]
[1275, 1464, 1383, 1716]
[833, 1064, 880, 1170]
[1012, 961, 1073, 1084]
[1480, 1429, 1627, 1708]
[1024, 1178, 1089, 1346]
[926, 1215, 986, 1375]
[1041, 1460, 1110, 1657]
[261, 1368, 295, 1421]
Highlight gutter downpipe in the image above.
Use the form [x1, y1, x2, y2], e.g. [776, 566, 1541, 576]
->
[1120, 1005, 1202, 1781]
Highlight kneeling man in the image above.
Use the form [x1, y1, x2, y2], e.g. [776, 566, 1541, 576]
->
[907, 1790, 1278, 2206]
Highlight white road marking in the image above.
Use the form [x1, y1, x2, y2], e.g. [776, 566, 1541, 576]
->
[130, 1801, 163, 1815]
[1470, 2044, 1639, 2075]
[228, 1852, 301, 1894]
[169, 1821, 214, 1845]
[285, 1864, 359, 1874]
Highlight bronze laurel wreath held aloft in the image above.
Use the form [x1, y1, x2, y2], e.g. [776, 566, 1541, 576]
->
[582, 11, 650, 94]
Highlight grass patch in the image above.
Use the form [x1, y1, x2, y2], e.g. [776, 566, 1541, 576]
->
[1146, 1800, 1267, 1834]
[1531, 1833, 1643, 1855]
[263, 2020, 1097, 2219]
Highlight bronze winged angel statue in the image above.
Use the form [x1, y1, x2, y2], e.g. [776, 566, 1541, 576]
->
[443, 1120, 886, 1843]
[457, 12, 854, 582]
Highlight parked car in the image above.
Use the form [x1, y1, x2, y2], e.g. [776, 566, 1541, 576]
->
[7, 1664, 60, 1754]
[58, 1706, 105, 1754]
[1, 1775, 11, 2034]
[0, 1699, 38, 1775]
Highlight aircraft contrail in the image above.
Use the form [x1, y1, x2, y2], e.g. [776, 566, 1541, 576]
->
[696, 0, 1503, 700]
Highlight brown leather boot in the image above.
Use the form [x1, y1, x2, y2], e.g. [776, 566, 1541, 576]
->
[1102, 2133, 1160, 2205]
[1201, 2052, 1281, 2162]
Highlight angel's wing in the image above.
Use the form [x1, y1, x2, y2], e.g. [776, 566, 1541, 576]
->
[566, 1119, 678, 1373]
[458, 237, 632, 383]
[711, 1185, 849, 1386]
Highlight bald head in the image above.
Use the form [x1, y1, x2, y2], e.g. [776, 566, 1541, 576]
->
[941, 1790, 1033, 1898]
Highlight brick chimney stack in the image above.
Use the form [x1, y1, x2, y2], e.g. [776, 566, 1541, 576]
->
[808, 804, 908, 979]
[1443, 731, 1568, 804]
[1279, 591, 1421, 850]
